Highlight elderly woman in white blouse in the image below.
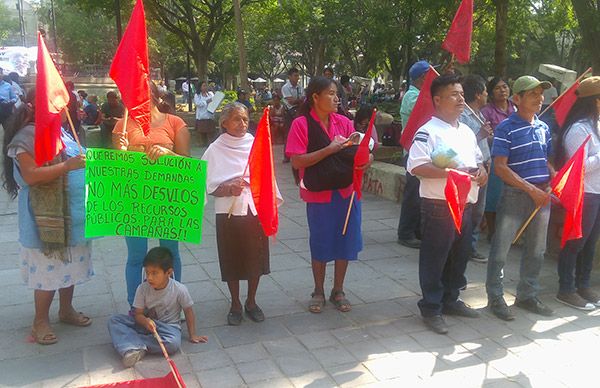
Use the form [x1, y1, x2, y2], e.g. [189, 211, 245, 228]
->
[202, 102, 282, 326]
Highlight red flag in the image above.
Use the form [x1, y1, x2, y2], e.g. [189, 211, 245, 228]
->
[551, 135, 590, 247]
[249, 107, 279, 236]
[34, 32, 70, 166]
[81, 359, 185, 387]
[109, 0, 150, 135]
[442, 0, 473, 64]
[400, 67, 439, 150]
[553, 81, 579, 127]
[444, 170, 472, 233]
[353, 109, 376, 199]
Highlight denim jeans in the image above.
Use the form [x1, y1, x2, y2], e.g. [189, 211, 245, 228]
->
[107, 314, 181, 357]
[557, 193, 600, 293]
[471, 184, 487, 252]
[418, 199, 473, 317]
[125, 237, 182, 306]
[398, 155, 422, 240]
[486, 185, 550, 301]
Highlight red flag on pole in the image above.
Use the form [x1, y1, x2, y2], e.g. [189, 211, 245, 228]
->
[400, 67, 439, 150]
[34, 32, 70, 166]
[441, 0, 473, 64]
[109, 0, 150, 135]
[248, 107, 279, 236]
[551, 135, 590, 248]
[444, 169, 472, 233]
[553, 81, 579, 127]
[352, 109, 376, 200]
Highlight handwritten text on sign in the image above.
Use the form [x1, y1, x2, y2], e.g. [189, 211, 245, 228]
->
[85, 148, 207, 243]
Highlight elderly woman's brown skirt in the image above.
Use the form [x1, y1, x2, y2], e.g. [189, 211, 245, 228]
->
[215, 213, 270, 281]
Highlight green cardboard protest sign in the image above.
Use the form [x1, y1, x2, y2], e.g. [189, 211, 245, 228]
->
[85, 148, 207, 244]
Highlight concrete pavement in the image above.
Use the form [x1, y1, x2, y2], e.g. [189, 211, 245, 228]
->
[0, 144, 599, 388]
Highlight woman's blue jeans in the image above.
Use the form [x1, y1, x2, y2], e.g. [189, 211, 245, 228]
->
[125, 237, 182, 306]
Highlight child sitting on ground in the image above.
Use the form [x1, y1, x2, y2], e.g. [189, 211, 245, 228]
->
[108, 247, 207, 367]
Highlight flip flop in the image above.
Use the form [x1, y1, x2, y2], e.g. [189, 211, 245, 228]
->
[31, 327, 58, 345]
[309, 293, 325, 313]
[59, 311, 92, 327]
[329, 290, 351, 312]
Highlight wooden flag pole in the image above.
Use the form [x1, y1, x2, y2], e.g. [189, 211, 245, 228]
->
[228, 163, 250, 219]
[539, 67, 592, 117]
[119, 108, 129, 150]
[152, 328, 184, 388]
[512, 205, 541, 245]
[64, 109, 83, 154]
[342, 191, 355, 236]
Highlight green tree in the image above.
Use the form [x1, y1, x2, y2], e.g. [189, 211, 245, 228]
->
[571, 0, 600, 75]
[0, 2, 20, 46]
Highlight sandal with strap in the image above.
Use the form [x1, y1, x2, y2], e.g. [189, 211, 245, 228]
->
[329, 290, 351, 312]
[31, 326, 58, 345]
[309, 293, 326, 313]
[59, 311, 92, 327]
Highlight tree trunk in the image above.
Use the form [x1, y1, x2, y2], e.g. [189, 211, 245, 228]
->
[571, 0, 600, 75]
[233, 0, 249, 90]
[195, 53, 208, 83]
[494, 0, 508, 77]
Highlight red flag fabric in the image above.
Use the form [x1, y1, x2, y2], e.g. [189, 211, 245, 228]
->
[109, 0, 150, 135]
[441, 0, 473, 64]
[444, 169, 472, 233]
[249, 107, 279, 236]
[400, 67, 439, 150]
[551, 135, 590, 248]
[553, 81, 579, 127]
[82, 360, 185, 388]
[353, 109, 377, 199]
[34, 32, 70, 166]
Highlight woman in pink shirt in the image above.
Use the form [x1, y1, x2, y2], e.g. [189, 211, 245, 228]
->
[286, 77, 372, 313]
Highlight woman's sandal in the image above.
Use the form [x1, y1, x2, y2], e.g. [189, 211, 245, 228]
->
[31, 327, 58, 345]
[329, 290, 351, 312]
[59, 311, 92, 327]
[309, 293, 326, 313]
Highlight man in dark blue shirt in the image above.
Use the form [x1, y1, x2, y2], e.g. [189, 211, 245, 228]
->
[486, 76, 556, 321]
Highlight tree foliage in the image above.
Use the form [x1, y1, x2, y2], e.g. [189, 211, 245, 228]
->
[38, 0, 596, 84]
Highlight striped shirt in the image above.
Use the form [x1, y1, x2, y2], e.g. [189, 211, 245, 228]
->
[491, 113, 552, 184]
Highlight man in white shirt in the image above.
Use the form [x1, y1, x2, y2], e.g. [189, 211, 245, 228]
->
[281, 67, 304, 162]
[407, 74, 487, 335]
[182, 80, 190, 103]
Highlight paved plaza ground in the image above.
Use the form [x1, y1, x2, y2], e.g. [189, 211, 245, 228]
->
[1, 144, 599, 388]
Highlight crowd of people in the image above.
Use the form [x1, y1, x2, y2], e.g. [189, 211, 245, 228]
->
[1, 61, 599, 368]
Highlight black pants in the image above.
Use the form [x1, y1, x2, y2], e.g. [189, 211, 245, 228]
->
[397, 154, 421, 240]
[418, 199, 473, 317]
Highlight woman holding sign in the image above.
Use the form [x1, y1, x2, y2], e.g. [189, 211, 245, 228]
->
[202, 102, 281, 326]
[285, 77, 371, 314]
[112, 83, 191, 307]
[2, 92, 93, 345]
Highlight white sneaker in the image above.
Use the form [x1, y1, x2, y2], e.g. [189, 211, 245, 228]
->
[122, 349, 146, 368]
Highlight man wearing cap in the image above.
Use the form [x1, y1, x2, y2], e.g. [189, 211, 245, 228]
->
[397, 60, 430, 249]
[486, 75, 556, 321]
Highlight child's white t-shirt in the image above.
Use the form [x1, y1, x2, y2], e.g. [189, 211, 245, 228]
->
[133, 278, 193, 327]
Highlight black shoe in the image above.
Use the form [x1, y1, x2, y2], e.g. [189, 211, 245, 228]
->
[443, 300, 480, 318]
[470, 251, 488, 263]
[398, 238, 421, 249]
[244, 304, 265, 322]
[514, 297, 554, 317]
[423, 315, 449, 334]
[488, 297, 515, 321]
[227, 310, 243, 326]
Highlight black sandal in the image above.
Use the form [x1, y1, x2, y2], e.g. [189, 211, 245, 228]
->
[309, 293, 326, 313]
[244, 304, 265, 322]
[227, 310, 243, 326]
[329, 290, 351, 312]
